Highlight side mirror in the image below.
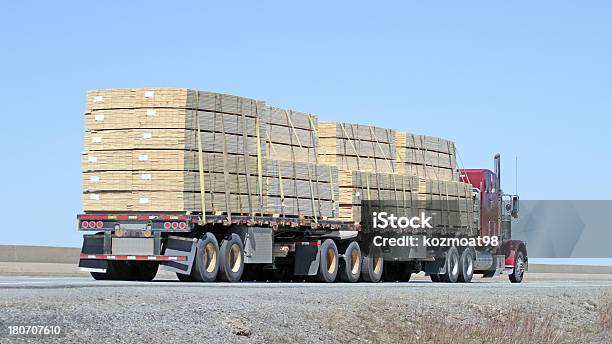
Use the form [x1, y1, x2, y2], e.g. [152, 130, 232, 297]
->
[511, 195, 519, 218]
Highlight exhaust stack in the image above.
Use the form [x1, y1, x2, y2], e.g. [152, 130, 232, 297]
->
[494, 153, 501, 193]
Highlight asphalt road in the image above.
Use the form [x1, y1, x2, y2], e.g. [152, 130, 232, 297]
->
[1, 274, 611, 343]
[1, 274, 612, 289]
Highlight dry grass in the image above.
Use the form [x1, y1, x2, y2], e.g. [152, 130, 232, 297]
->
[598, 295, 612, 331]
[333, 304, 565, 344]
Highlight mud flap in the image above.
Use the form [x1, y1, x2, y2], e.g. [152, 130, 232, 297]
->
[79, 234, 107, 272]
[293, 243, 320, 276]
[79, 259, 107, 273]
[160, 236, 198, 275]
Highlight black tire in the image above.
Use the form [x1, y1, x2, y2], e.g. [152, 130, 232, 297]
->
[381, 262, 400, 282]
[317, 239, 339, 283]
[90, 261, 129, 280]
[440, 247, 460, 283]
[509, 250, 526, 283]
[361, 245, 383, 283]
[458, 248, 474, 283]
[339, 241, 361, 283]
[218, 233, 244, 282]
[398, 264, 412, 282]
[90, 271, 109, 280]
[191, 232, 220, 282]
[241, 264, 265, 282]
[176, 272, 193, 282]
[133, 262, 159, 281]
[430, 274, 441, 282]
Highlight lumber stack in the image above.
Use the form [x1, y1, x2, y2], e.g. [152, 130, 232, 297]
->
[82, 87, 472, 228]
[83, 88, 337, 217]
[263, 107, 318, 164]
[318, 122, 396, 174]
[395, 132, 458, 181]
[336, 170, 473, 225]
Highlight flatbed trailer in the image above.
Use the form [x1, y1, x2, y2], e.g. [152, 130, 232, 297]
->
[78, 155, 528, 283]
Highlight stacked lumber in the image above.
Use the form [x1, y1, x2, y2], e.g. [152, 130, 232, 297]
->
[395, 132, 458, 181]
[82, 87, 471, 227]
[318, 122, 396, 174]
[263, 107, 318, 164]
[83, 88, 336, 217]
[337, 170, 473, 226]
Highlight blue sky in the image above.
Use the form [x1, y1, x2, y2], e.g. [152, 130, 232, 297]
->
[0, 1, 610, 247]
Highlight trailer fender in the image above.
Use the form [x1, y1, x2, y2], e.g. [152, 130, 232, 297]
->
[293, 241, 321, 276]
[159, 236, 198, 275]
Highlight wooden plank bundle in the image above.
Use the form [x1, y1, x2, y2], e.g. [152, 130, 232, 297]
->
[318, 122, 396, 174]
[264, 107, 318, 164]
[395, 132, 458, 181]
[82, 87, 471, 227]
[83, 88, 335, 218]
[336, 170, 473, 226]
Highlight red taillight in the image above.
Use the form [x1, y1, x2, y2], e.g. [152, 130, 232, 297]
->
[178, 222, 186, 230]
[88, 221, 96, 228]
[81, 221, 89, 228]
[96, 221, 103, 229]
[163, 222, 171, 229]
[171, 222, 178, 229]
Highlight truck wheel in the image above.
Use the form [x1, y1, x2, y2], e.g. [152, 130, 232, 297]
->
[191, 232, 220, 282]
[440, 247, 460, 283]
[101, 261, 131, 280]
[458, 248, 474, 283]
[176, 273, 193, 282]
[90, 271, 109, 280]
[133, 262, 159, 281]
[241, 264, 264, 282]
[398, 263, 412, 282]
[361, 245, 383, 283]
[430, 274, 441, 282]
[317, 239, 339, 283]
[339, 241, 361, 283]
[381, 262, 399, 282]
[383, 262, 412, 282]
[509, 250, 526, 283]
[218, 233, 244, 282]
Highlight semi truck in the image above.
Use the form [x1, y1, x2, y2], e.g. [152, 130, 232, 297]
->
[78, 154, 527, 283]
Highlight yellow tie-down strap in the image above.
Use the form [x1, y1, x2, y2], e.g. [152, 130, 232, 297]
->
[195, 93, 206, 221]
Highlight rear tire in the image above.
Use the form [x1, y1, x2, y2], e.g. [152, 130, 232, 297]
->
[133, 262, 158, 281]
[381, 262, 400, 282]
[90, 261, 129, 280]
[440, 247, 460, 283]
[218, 233, 244, 282]
[398, 264, 412, 282]
[90, 271, 109, 280]
[361, 245, 383, 283]
[317, 239, 339, 283]
[339, 241, 361, 283]
[509, 250, 526, 283]
[176, 273, 193, 282]
[458, 248, 474, 283]
[191, 232, 220, 282]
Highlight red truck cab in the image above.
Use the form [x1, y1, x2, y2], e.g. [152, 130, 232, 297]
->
[460, 155, 527, 282]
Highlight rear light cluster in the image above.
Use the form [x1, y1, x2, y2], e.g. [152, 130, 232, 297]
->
[163, 222, 187, 230]
[81, 221, 104, 229]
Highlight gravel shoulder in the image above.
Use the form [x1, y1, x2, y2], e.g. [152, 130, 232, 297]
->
[0, 274, 611, 343]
